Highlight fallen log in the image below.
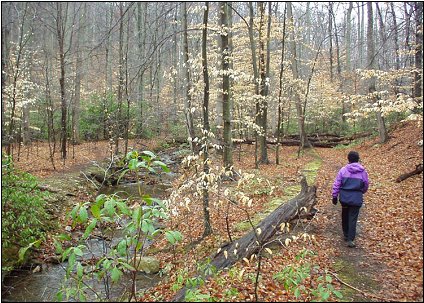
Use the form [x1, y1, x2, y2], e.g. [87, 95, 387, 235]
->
[233, 138, 350, 148]
[172, 177, 317, 301]
[395, 164, 423, 182]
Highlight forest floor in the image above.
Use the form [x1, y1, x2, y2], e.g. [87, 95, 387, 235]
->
[9, 120, 423, 302]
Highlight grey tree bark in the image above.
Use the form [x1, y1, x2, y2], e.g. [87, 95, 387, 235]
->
[201, 2, 212, 237]
[72, 3, 84, 146]
[248, 2, 260, 168]
[367, 2, 388, 143]
[56, 2, 69, 160]
[276, 4, 287, 165]
[220, 2, 233, 169]
[6, 3, 29, 155]
[114, 3, 125, 155]
[414, 2, 423, 102]
[137, 2, 146, 136]
[183, 2, 195, 152]
[287, 2, 309, 151]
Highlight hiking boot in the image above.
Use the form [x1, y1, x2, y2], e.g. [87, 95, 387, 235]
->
[347, 240, 356, 248]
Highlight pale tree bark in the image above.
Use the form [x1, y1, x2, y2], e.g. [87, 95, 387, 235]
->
[276, 4, 287, 165]
[256, 2, 270, 164]
[331, 6, 341, 78]
[124, 8, 130, 155]
[6, 3, 29, 155]
[114, 2, 125, 155]
[248, 2, 260, 168]
[390, 3, 400, 71]
[287, 2, 309, 151]
[43, 48, 56, 170]
[220, 2, 233, 169]
[346, 2, 353, 72]
[22, 104, 30, 145]
[343, 2, 353, 123]
[137, 2, 145, 136]
[183, 2, 195, 152]
[404, 3, 414, 69]
[72, 3, 84, 146]
[201, 1, 212, 238]
[171, 4, 178, 124]
[367, 2, 388, 143]
[103, 4, 113, 140]
[376, 3, 387, 69]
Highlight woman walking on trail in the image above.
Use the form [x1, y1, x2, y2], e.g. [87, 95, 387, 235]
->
[332, 151, 369, 248]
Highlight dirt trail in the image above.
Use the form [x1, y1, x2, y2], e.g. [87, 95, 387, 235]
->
[315, 154, 383, 302]
[313, 122, 423, 302]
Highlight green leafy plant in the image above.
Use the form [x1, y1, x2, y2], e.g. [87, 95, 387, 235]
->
[56, 150, 181, 302]
[273, 249, 343, 301]
[310, 273, 343, 301]
[1, 153, 50, 268]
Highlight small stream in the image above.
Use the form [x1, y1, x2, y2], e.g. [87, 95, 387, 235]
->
[2, 151, 181, 302]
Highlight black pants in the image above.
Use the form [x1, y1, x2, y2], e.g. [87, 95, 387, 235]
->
[341, 203, 361, 241]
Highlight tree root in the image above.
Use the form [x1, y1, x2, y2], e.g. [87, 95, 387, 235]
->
[329, 272, 399, 302]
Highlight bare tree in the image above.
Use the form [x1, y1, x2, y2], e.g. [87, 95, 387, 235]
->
[183, 2, 195, 152]
[5, 3, 30, 155]
[220, 2, 233, 169]
[287, 2, 310, 152]
[114, 2, 125, 155]
[414, 2, 423, 102]
[367, 2, 388, 143]
[276, 4, 287, 165]
[201, 1, 212, 237]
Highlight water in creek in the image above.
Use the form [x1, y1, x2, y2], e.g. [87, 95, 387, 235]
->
[2, 172, 175, 302]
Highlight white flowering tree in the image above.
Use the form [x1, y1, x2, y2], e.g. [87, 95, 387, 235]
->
[4, 39, 41, 154]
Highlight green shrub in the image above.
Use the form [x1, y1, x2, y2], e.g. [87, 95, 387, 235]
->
[1, 153, 50, 266]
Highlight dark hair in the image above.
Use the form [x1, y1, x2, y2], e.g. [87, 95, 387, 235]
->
[348, 151, 360, 163]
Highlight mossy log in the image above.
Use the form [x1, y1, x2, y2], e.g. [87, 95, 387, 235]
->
[172, 177, 317, 301]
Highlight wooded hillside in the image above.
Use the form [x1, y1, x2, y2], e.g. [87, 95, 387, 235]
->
[1, 2, 422, 163]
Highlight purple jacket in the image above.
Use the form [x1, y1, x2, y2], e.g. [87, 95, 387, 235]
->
[332, 162, 369, 206]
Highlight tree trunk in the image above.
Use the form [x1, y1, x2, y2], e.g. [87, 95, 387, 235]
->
[343, 2, 353, 123]
[276, 4, 287, 165]
[124, 9, 130, 155]
[183, 2, 195, 152]
[346, 3, 353, 72]
[22, 103, 30, 145]
[257, 2, 271, 165]
[114, 2, 125, 155]
[43, 50, 56, 170]
[404, 3, 413, 69]
[367, 2, 388, 144]
[287, 2, 309, 151]
[201, 2, 212, 238]
[72, 3, 84, 146]
[6, 3, 28, 155]
[248, 2, 260, 168]
[220, 2, 233, 169]
[57, 2, 68, 160]
[390, 3, 400, 71]
[328, 2, 333, 81]
[414, 2, 423, 103]
[376, 3, 387, 69]
[172, 4, 178, 124]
